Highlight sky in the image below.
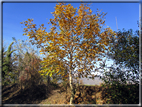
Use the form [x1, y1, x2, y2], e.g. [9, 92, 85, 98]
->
[2, 2, 139, 73]
[3, 2, 139, 46]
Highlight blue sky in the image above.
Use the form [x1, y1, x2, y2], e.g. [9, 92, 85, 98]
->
[2, 2, 140, 77]
[3, 2, 139, 46]
[3, 2, 139, 64]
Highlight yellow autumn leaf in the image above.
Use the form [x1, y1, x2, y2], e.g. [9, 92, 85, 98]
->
[21, 3, 116, 104]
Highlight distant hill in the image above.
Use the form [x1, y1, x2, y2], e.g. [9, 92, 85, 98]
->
[57, 76, 103, 85]
[76, 77, 104, 85]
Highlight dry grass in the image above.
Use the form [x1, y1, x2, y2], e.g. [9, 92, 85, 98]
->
[2, 82, 139, 104]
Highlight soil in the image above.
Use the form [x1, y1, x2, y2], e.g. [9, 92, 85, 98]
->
[2, 83, 139, 105]
[2, 83, 104, 104]
[39, 86, 71, 104]
[2, 83, 48, 104]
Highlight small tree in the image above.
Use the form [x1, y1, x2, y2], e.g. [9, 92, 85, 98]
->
[21, 3, 116, 104]
[106, 29, 139, 84]
[13, 39, 43, 89]
[18, 51, 42, 89]
[2, 42, 16, 85]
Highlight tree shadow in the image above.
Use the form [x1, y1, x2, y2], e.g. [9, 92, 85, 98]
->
[2, 83, 53, 104]
[2, 83, 19, 93]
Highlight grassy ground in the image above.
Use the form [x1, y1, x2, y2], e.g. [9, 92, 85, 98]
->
[2, 82, 139, 105]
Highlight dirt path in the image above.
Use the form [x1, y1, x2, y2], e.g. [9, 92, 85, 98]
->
[39, 88, 70, 104]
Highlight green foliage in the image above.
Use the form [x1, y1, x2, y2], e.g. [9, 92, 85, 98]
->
[102, 84, 139, 104]
[102, 29, 139, 85]
[2, 42, 16, 85]
[109, 29, 139, 69]
[101, 65, 128, 85]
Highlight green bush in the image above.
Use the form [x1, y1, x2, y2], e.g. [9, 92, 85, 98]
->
[102, 84, 139, 104]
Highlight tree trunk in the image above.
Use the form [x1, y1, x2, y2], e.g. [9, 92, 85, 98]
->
[69, 38, 75, 104]
[76, 77, 80, 91]
[47, 75, 50, 91]
[48, 75, 50, 85]
[69, 70, 75, 104]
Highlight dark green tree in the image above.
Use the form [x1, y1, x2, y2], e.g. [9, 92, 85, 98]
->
[2, 42, 16, 85]
[104, 29, 139, 84]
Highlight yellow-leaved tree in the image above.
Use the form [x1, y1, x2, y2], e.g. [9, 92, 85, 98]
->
[21, 3, 116, 104]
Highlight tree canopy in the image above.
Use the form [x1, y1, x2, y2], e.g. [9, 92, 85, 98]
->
[103, 29, 139, 84]
[21, 3, 116, 104]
